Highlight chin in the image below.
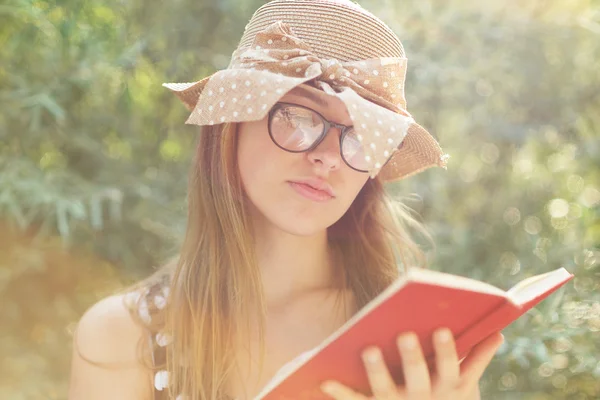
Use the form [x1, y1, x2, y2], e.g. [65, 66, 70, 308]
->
[268, 211, 339, 237]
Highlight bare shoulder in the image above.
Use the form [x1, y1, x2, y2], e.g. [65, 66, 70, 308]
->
[73, 294, 147, 361]
[68, 293, 154, 400]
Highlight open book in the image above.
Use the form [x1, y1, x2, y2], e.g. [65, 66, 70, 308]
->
[256, 267, 573, 399]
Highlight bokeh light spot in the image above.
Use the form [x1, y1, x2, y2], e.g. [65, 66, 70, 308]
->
[548, 198, 569, 218]
[538, 362, 555, 377]
[580, 186, 600, 208]
[499, 372, 518, 389]
[503, 207, 521, 226]
[524, 216, 542, 234]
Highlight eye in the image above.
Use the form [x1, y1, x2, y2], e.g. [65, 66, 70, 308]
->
[270, 105, 325, 151]
[342, 130, 362, 157]
[341, 129, 369, 171]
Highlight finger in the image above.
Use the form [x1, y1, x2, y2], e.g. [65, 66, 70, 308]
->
[397, 332, 431, 399]
[460, 332, 504, 382]
[432, 328, 460, 390]
[321, 380, 366, 400]
[361, 347, 399, 400]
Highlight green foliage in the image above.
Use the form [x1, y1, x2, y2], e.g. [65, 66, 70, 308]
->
[0, 0, 598, 398]
[381, 0, 600, 397]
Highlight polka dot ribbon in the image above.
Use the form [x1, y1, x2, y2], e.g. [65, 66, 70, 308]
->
[164, 21, 424, 177]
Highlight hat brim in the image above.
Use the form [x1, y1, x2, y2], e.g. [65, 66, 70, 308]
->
[163, 72, 447, 181]
[379, 122, 448, 182]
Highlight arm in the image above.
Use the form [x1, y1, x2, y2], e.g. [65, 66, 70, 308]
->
[68, 294, 154, 400]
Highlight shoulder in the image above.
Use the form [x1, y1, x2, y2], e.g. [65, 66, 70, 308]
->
[76, 294, 150, 362]
[68, 293, 155, 400]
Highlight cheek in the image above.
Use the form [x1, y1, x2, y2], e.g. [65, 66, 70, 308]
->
[336, 173, 369, 213]
[238, 122, 277, 183]
[237, 120, 289, 206]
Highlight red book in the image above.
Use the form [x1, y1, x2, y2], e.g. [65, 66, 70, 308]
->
[256, 267, 574, 399]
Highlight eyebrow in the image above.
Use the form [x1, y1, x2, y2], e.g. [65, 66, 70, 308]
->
[289, 85, 330, 108]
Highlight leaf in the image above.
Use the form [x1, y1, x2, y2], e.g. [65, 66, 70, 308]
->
[89, 195, 103, 230]
[38, 93, 66, 122]
[68, 199, 87, 221]
[542, 283, 568, 316]
[55, 201, 70, 239]
[105, 189, 123, 222]
[116, 39, 147, 68]
[532, 340, 550, 363]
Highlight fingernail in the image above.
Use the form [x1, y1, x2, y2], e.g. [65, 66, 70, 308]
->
[362, 347, 380, 364]
[321, 381, 336, 394]
[399, 334, 417, 350]
[436, 328, 452, 343]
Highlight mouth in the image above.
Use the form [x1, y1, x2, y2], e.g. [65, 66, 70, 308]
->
[287, 179, 336, 202]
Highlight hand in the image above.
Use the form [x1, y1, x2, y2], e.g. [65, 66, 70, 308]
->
[320, 328, 504, 400]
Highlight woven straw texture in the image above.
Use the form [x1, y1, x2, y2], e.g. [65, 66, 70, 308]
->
[235, 0, 406, 62]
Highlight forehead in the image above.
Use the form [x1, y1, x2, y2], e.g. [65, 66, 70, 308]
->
[280, 85, 352, 125]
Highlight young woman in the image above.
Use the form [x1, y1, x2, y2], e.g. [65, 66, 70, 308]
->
[68, 1, 503, 399]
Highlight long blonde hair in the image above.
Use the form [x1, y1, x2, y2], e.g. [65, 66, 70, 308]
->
[126, 121, 432, 399]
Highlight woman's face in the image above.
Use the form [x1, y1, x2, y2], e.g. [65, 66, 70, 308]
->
[237, 85, 370, 236]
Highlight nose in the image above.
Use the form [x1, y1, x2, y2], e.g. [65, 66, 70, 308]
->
[307, 126, 342, 172]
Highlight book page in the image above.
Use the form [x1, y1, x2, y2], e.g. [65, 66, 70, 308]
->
[405, 267, 507, 297]
[507, 268, 572, 304]
[337, 268, 508, 331]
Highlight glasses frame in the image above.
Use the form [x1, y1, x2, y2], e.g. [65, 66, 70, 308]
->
[268, 102, 389, 173]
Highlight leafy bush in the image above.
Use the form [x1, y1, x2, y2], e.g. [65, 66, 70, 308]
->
[0, 0, 598, 398]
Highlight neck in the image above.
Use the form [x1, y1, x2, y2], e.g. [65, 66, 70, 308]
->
[252, 219, 336, 305]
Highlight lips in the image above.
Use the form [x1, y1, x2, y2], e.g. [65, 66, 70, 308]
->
[288, 178, 336, 202]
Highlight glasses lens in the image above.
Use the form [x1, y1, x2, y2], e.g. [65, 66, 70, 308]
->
[341, 129, 369, 171]
[270, 105, 324, 151]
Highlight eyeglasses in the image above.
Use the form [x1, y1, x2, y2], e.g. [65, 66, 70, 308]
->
[268, 102, 385, 173]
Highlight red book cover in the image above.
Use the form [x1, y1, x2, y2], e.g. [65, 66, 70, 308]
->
[256, 267, 574, 400]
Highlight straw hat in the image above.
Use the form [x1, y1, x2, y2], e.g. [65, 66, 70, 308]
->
[163, 0, 449, 181]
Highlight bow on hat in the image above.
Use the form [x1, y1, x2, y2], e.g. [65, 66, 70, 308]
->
[232, 21, 411, 113]
[164, 21, 447, 178]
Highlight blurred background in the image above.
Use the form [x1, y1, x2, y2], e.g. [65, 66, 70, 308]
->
[1, 0, 599, 398]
